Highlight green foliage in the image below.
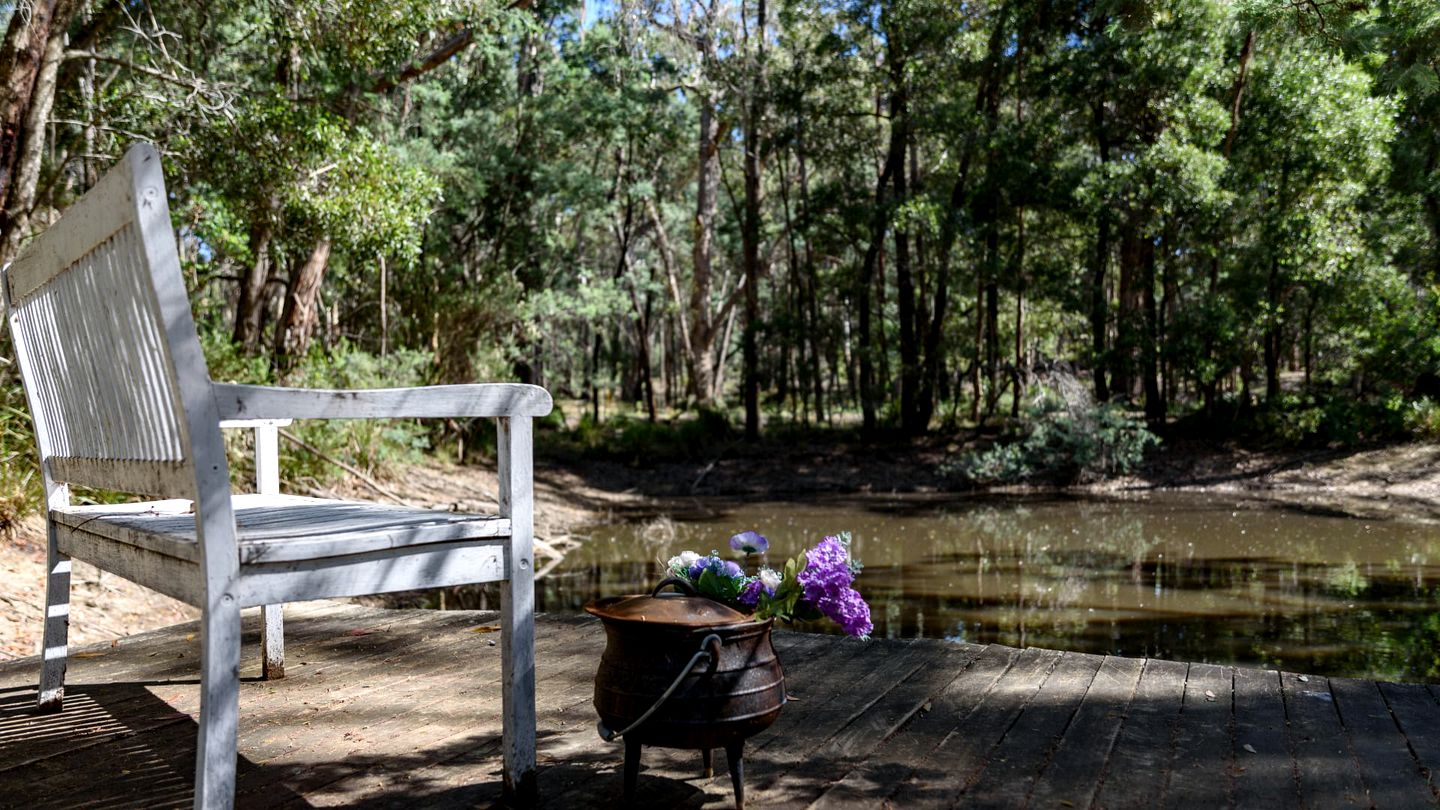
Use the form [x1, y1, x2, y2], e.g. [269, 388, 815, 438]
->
[1401, 399, 1440, 441]
[0, 380, 40, 535]
[557, 407, 733, 462]
[8, 0, 1440, 502]
[204, 336, 433, 486]
[946, 396, 1161, 486]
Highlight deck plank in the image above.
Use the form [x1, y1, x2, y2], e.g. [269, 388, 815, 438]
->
[1281, 671, 1370, 809]
[720, 637, 933, 806]
[807, 643, 1018, 809]
[3, 604, 1440, 809]
[1092, 657, 1187, 810]
[1380, 682, 1440, 797]
[884, 645, 1064, 808]
[1232, 667, 1300, 809]
[761, 641, 980, 809]
[1025, 655, 1144, 810]
[1165, 662, 1236, 809]
[963, 650, 1105, 808]
[1331, 676, 1437, 808]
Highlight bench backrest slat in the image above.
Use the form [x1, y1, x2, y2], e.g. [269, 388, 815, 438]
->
[4, 144, 212, 499]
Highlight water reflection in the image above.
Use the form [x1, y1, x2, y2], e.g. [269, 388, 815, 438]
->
[527, 494, 1440, 683]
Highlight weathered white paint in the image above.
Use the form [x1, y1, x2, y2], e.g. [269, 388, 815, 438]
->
[213, 382, 553, 420]
[221, 418, 290, 679]
[499, 416, 538, 805]
[235, 541, 508, 607]
[2, 144, 547, 810]
[53, 495, 510, 563]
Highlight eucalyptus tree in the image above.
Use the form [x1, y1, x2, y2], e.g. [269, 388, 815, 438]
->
[1227, 45, 1395, 402]
[1065, 0, 1229, 423]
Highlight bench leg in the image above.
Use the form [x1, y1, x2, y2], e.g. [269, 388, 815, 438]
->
[499, 416, 537, 807]
[194, 598, 242, 810]
[37, 519, 71, 713]
[501, 568, 537, 807]
[261, 605, 284, 680]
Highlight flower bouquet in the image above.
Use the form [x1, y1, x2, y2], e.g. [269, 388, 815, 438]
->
[665, 530, 872, 638]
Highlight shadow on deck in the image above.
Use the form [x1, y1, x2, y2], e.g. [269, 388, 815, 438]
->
[0, 602, 1436, 808]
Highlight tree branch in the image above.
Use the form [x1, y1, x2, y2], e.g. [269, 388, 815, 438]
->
[369, 0, 536, 95]
[63, 49, 216, 95]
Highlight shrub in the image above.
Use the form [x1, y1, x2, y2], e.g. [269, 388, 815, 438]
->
[1402, 397, 1440, 440]
[0, 381, 41, 535]
[944, 390, 1160, 486]
[205, 337, 434, 487]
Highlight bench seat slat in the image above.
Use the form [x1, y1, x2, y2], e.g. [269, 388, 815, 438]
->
[53, 494, 511, 564]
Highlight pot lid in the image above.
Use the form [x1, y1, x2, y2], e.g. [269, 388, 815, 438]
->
[585, 593, 753, 628]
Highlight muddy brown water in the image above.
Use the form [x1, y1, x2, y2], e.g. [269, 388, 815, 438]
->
[523, 493, 1440, 683]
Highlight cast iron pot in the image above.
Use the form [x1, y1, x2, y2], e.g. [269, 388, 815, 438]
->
[585, 578, 786, 808]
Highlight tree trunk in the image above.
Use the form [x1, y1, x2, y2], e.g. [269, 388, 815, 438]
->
[1113, 220, 1141, 401]
[795, 110, 826, 424]
[1141, 232, 1164, 425]
[1012, 207, 1026, 420]
[0, 0, 81, 265]
[1224, 30, 1256, 160]
[234, 215, 277, 353]
[887, 37, 921, 436]
[984, 263, 1000, 419]
[273, 238, 333, 371]
[1089, 100, 1112, 402]
[917, 158, 968, 432]
[857, 141, 898, 434]
[741, 0, 766, 440]
[689, 96, 720, 405]
[1426, 138, 1440, 283]
[1265, 255, 1282, 402]
[976, 9, 1006, 424]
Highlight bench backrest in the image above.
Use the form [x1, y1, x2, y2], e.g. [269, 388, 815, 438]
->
[3, 143, 227, 501]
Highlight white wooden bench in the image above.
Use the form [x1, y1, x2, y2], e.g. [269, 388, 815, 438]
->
[1, 143, 547, 809]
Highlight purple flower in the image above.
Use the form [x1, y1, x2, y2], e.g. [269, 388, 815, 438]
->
[717, 559, 745, 579]
[817, 587, 872, 637]
[729, 530, 770, 555]
[687, 557, 710, 581]
[796, 536, 854, 604]
[738, 579, 766, 608]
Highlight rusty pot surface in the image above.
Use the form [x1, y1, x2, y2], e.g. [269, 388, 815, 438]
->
[586, 581, 786, 750]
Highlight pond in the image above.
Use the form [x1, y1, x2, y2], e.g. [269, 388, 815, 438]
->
[529, 494, 1440, 683]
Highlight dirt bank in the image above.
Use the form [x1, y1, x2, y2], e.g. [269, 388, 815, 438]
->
[4, 439, 1439, 658]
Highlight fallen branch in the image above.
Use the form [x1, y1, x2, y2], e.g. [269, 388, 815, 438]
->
[277, 429, 414, 507]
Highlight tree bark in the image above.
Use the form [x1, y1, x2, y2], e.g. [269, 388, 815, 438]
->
[917, 155, 969, 432]
[1224, 30, 1256, 160]
[740, 0, 767, 440]
[234, 214, 277, 353]
[1012, 207, 1026, 420]
[857, 131, 899, 433]
[1090, 99, 1112, 402]
[0, 0, 81, 265]
[688, 95, 721, 405]
[273, 238, 333, 371]
[1141, 231, 1164, 425]
[1113, 219, 1142, 401]
[887, 34, 921, 435]
[1265, 255, 1282, 402]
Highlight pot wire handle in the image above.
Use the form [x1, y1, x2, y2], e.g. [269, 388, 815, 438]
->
[597, 632, 723, 743]
[651, 576, 699, 597]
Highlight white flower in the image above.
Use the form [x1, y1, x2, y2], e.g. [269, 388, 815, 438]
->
[759, 567, 782, 592]
[669, 550, 701, 571]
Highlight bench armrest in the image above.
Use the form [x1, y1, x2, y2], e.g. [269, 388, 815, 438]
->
[212, 382, 553, 421]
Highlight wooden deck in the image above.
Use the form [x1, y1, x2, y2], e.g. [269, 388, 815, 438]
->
[1, 603, 1437, 809]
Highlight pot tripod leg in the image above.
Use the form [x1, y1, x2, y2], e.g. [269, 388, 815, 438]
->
[702, 748, 713, 778]
[624, 737, 642, 799]
[725, 741, 745, 810]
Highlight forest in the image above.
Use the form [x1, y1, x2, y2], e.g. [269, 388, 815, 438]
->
[1, 0, 1439, 499]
